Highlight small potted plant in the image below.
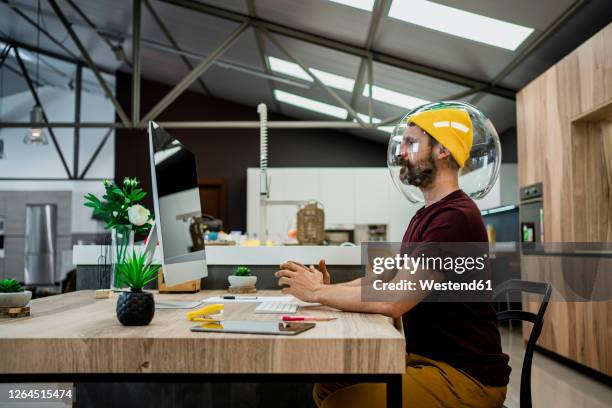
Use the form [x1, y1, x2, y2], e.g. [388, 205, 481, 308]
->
[115, 251, 160, 326]
[228, 266, 257, 288]
[0, 279, 32, 308]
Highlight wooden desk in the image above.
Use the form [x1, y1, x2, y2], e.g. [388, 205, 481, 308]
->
[0, 290, 405, 407]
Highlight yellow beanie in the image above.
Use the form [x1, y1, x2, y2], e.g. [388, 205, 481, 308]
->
[409, 108, 473, 168]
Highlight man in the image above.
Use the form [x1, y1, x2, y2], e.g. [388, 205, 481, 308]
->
[275, 107, 510, 407]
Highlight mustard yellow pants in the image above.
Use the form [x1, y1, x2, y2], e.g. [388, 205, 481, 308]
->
[313, 354, 507, 408]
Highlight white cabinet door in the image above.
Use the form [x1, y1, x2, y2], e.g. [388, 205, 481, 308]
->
[318, 169, 355, 225]
[354, 169, 389, 224]
[388, 182, 420, 241]
[268, 169, 319, 201]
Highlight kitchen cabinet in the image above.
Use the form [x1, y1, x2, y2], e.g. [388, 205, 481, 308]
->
[517, 23, 612, 375]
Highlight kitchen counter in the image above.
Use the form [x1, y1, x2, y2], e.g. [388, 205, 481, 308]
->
[72, 244, 364, 291]
[520, 243, 612, 258]
[73, 244, 362, 266]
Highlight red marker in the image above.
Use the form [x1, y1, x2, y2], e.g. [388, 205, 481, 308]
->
[281, 316, 337, 322]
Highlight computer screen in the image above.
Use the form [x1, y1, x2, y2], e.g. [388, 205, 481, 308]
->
[148, 121, 208, 286]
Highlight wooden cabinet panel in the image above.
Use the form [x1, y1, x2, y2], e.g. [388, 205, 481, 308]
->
[522, 255, 612, 375]
[517, 23, 612, 376]
[517, 23, 612, 243]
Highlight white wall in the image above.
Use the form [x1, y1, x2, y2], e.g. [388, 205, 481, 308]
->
[499, 164, 518, 205]
[0, 86, 115, 179]
[247, 166, 514, 242]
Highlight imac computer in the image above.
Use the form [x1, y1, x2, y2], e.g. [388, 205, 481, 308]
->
[146, 121, 208, 287]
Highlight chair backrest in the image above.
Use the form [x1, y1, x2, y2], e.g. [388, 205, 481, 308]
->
[493, 279, 551, 408]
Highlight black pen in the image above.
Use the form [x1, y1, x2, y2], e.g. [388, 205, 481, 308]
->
[222, 295, 258, 300]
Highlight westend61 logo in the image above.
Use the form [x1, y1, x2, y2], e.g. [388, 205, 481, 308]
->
[361, 242, 496, 300]
[372, 253, 488, 275]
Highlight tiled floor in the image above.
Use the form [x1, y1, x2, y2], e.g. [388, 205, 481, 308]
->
[501, 327, 612, 408]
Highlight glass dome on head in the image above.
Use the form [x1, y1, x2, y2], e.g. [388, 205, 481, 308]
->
[387, 101, 501, 204]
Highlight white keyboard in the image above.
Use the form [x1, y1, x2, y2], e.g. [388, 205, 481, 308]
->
[255, 302, 298, 314]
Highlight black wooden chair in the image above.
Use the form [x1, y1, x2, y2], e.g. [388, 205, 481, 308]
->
[493, 279, 552, 408]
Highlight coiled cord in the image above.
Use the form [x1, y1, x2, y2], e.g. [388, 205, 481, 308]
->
[257, 103, 268, 170]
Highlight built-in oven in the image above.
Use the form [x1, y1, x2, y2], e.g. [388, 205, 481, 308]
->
[519, 182, 544, 243]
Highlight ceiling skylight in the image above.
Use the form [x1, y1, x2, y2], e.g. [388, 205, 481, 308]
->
[274, 90, 348, 119]
[328, 0, 375, 12]
[362, 85, 429, 109]
[274, 90, 393, 133]
[388, 0, 534, 51]
[268, 56, 355, 92]
[355, 113, 394, 134]
[0, 42, 34, 62]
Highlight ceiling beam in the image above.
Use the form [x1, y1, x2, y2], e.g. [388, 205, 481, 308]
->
[0, 37, 115, 75]
[260, 27, 366, 126]
[139, 39, 310, 87]
[349, 0, 388, 111]
[157, 121, 367, 129]
[470, 0, 588, 104]
[157, 0, 516, 100]
[0, 122, 123, 128]
[0, 121, 378, 129]
[144, 0, 210, 95]
[246, 0, 281, 113]
[139, 22, 249, 124]
[132, 0, 141, 125]
[63, 0, 126, 62]
[73, 63, 82, 179]
[80, 128, 113, 179]
[48, 0, 131, 127]
[13, 46, 72, 178]
[0, 43, 10, 68]
[379, 86, 488, 126]
[0, 0, 79, 61]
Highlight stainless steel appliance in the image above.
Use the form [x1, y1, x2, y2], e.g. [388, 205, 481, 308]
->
[519, 183, 544, 243]
[24, 204, 57, 285]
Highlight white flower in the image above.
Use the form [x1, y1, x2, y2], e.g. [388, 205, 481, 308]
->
[127, 204, 150, 226]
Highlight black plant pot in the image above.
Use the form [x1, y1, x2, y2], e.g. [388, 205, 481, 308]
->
[116, 289, 155, 326]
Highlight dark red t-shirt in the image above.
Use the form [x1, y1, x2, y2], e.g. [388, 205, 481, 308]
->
[401, 189, 510, 386]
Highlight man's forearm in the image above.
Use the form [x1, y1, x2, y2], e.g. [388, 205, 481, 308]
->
[313, 283, 416, 318]
[333, 277, 362, 287]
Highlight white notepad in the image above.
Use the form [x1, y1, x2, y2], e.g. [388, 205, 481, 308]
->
[202, 295, 293, 303]
[201, 295, 321, 307]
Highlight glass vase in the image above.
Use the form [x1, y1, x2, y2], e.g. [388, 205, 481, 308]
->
[110, 226, 135, 290]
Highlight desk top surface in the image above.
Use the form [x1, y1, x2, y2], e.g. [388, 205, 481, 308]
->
[0, 290, 405, 374]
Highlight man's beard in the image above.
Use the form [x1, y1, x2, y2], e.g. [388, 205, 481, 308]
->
[399, 155, 436, 188]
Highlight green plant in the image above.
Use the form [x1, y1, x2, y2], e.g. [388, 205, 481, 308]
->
[0, 279, 24, 293]
[115, 251, 160, 291]
[84, 177, 153, 234]
[233, 266, 251, 277]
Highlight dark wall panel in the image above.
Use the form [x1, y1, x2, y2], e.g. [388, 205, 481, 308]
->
[115, 72, 387, 231]
[499, 127, 517, 164]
